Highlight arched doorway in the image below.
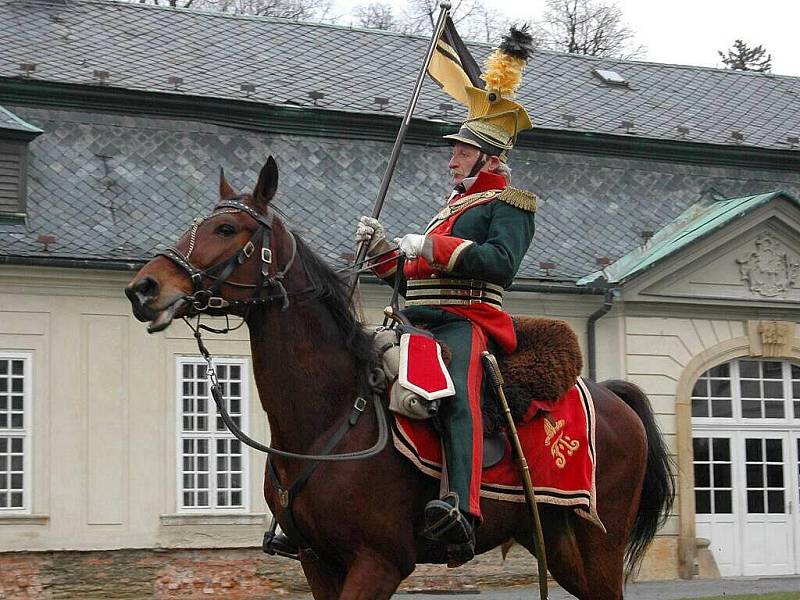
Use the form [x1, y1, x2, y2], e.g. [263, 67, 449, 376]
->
[691, 357, 800, 576]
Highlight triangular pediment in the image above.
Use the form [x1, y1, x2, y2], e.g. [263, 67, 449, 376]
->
[624, 195, 800, 305]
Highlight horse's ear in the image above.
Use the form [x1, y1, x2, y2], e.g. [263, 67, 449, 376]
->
[219, 167, 237, 200]
[253, 156, 278, 211]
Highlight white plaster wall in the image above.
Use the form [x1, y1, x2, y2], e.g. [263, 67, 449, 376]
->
[0, 266, 267, 551]
[1, 268, 607, 552]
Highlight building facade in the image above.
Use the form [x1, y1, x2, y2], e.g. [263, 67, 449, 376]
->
[1, 0, 800, 592]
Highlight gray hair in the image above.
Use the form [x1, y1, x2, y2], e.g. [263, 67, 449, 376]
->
[492, 161, 512, 183]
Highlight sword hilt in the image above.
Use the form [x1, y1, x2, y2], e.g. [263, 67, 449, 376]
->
[481, 351, 505, 388]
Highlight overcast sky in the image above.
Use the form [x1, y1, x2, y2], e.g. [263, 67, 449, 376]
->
[333, 0, 800, 77]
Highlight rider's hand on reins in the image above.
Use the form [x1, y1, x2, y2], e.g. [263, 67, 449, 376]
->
[356, 216, 394, 257]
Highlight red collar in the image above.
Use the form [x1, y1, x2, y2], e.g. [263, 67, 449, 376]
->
[458, 171, 507, 196]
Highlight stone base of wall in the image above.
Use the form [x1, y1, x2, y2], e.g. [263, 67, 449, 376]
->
[0, 539, 678, 599]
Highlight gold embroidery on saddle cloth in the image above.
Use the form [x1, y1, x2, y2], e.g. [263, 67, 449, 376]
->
[544, 416, 581, 469]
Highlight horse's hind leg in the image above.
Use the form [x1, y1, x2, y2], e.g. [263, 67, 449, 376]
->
[338, 549, 408, 600]
[518, 507, 625, 600]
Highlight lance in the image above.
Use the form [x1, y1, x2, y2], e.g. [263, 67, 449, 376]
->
[348, 1, 452, 298]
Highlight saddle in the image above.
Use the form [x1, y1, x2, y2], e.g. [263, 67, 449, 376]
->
[376, 316, 583, 435]
[485, 316, 583, 434]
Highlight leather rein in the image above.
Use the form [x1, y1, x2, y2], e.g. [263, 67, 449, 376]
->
[156, 197, 388, 463]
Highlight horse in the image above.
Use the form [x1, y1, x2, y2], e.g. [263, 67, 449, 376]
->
[125, 157, 674, 600]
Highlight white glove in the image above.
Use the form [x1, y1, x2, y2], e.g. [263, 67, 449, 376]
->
[395, 234, 427, 259]
[355, 216, 390, 255]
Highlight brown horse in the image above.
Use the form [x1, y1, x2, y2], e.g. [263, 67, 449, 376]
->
[126, 157, 674, 600]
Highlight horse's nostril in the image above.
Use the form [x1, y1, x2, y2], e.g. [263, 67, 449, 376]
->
[128, 276, 160, 302]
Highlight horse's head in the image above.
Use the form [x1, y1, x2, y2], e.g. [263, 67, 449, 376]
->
[126, 156, 293, 333]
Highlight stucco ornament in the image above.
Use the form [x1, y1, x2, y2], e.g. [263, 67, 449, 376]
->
[736, 234, 800, 297]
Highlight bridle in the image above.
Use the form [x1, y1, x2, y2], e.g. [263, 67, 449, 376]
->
[150, 195, 391, 559]
[156, 197, 307, 315]
[149, 195, 388, 463]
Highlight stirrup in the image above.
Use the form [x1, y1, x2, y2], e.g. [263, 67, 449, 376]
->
[262, 521, 300, 561]
[423, 494, 474, 546]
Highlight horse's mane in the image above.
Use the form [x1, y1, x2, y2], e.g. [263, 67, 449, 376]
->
[293, 234, 375, 368]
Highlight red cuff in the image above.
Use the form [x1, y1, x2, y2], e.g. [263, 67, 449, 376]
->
[428, 234, 473, 272]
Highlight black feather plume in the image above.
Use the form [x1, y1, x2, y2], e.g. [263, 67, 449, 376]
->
[499, 25, 534, 62]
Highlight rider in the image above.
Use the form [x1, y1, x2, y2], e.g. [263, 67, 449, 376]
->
[356, 51, 537, 559]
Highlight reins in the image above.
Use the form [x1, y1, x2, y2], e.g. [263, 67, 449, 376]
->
[187, 317, 389, 462]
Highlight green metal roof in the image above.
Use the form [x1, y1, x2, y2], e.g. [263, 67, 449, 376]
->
[577, 190, 799, 285]
[0, 105, 42, 134]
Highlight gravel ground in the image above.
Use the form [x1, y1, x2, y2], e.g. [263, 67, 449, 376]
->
[393, 575, 800, 599]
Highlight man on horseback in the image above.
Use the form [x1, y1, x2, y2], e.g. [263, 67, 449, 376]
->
[356, 71, 537, 559]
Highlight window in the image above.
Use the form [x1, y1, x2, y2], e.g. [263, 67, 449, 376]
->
[691, 363, 732, 418]
[592, 68, 628, 86]
[177, 358, 248, 511]
[0, 106, 42, 219]
[744, 438, 785, 514]
[693, 437, 733, 514]
[0, 353, 30, 512]
[691, 359, 800, 421]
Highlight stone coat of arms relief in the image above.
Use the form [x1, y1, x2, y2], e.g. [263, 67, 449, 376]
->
[737, 233, 800, 297]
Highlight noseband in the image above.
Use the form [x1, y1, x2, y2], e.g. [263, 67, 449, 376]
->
[156, 198, 304, 314]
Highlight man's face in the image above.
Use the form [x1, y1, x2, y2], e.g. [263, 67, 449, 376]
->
[448, 142, 483, 186]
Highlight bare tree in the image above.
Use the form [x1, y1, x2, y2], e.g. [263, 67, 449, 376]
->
[536, 0, 643, 59]
[137, 0, 195, 7]
[353, 2, 397, 30]
[718, 40, 772, 72]
[399, 0, 482, 36]
[136, 0, 332, 20]
[462, 3, 514, 43]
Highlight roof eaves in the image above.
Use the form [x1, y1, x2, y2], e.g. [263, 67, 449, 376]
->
[594, 190, 796, 285]
[0, 105, 43, 135]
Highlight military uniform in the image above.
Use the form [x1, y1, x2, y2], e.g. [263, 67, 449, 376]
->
[357, 26, 536, 559]
[373, 169, 535, 519]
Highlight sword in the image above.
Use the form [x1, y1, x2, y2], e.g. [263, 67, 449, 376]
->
[348, 1, 452, 299]
[481, 351, 549, 600]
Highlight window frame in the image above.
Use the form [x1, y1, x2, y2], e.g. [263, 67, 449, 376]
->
[692, 434, 735, 516]
[0, 351, 32, 514]
[175, 356, 250, 514]
[0, 139, 32, 220]
[691, 358, 800, 427]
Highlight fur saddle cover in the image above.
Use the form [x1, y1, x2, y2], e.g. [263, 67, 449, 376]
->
[482, 316, 583, 434]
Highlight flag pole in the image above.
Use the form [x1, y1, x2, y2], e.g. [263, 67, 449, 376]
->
[349, 1, 452, 298]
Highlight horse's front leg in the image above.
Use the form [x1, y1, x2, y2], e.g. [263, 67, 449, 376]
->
[301, 554, 345, 600]
[338, 548, 409, 600]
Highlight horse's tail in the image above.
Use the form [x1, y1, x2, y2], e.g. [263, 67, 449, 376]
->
[601, 379, 676, 576]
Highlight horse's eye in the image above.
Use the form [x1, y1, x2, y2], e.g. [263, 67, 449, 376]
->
[216, 224, 237, 237]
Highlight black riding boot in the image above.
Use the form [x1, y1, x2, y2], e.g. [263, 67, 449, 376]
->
[423, 492, 476, 563]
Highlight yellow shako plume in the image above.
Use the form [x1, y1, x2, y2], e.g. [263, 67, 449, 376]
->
[442, 24, 535, 162]
[482, 25, 535, 101]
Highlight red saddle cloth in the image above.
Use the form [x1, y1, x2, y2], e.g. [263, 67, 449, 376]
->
[392, 377, 604, 529]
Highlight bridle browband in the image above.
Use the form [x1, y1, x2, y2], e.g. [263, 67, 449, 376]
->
[156, 197, 308, 314]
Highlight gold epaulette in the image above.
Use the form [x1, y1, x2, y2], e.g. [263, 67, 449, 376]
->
[498, 187, 537, 213]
